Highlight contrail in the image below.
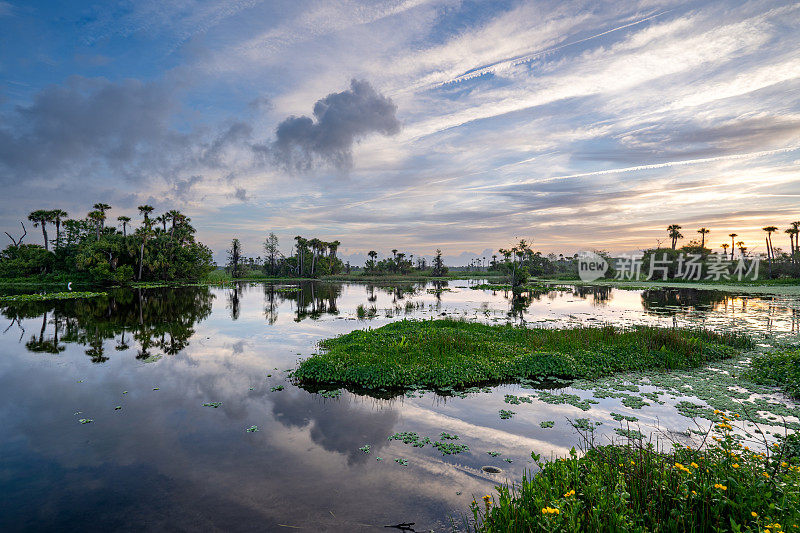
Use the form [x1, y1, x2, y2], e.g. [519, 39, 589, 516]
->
[441, 10, 670, 87]
[467, 146, 800, 190]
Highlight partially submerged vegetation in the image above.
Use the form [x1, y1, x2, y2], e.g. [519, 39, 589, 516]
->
[293, 319, 752, 391]
[750, 348, 800, 399]
[471, 420, 800, 532]
[0, 291, 106, 302]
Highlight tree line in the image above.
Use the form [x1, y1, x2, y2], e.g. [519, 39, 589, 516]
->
[224, 233, 346, 278]
[658, 222, 800, 277]
[1, 204, 214, 282]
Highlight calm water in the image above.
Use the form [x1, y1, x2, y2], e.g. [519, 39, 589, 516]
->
[1, 281, 799, 532]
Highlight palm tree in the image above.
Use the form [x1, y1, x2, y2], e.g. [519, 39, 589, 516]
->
[791, 221, 800, 264]
[87, 210, 104, 239]
[308, 238, 321, 276]
[93, 203, 111, 229]
[720, 243, 729, 257]
[137, 206, 155, 280]
[697, 227, 710, 249]
[28, 210, 53, 250]
[167, 210, 181, 237]
[294, 236, 305, 275]
[728, 233, 737, 260]
[763, 226, 778, 261]
[736, 241, 746, 257]
[329, 240, 340, 260]
[137, 205, 154, 223]
[667, 225, 683, 249]
[117, 216, 131, 237]
[50, 209, 67, 249]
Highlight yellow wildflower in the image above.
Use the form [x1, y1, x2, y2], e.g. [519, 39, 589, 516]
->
[563, 489, 576, 498]
[781, 462, 788, 468]
[763, 472, 770, 479]
[714, 483, 727, 491]
[733, 463, 740, 469]
[752, 512, 758, 518]
[690, 462, 699, 469]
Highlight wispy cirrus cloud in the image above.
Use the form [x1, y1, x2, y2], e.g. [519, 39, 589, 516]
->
[1, 0, 798, 263]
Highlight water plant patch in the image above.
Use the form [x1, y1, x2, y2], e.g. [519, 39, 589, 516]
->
[293, 319, 751, 392]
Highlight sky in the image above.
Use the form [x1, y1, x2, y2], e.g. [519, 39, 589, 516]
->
[0, 0, 798, 265]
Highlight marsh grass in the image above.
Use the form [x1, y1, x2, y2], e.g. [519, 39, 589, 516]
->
[470, 417, 800, 532]
[293, 319, 752, 391]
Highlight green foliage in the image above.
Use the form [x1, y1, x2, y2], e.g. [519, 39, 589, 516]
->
[0, 291, 106, 302]
[1, 205, 214, 283]
[0, 245, 54, 277]
[294, 319, 752, 392]
[471, 421, 800, 532]
[750, 348, 800, 399]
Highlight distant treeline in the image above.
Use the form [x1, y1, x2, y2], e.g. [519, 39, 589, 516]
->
[1, 204, 214, 283]
[224, 234, 345, 278]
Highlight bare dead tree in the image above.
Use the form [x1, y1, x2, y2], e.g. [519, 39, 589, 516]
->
[4, 222, 27, 246]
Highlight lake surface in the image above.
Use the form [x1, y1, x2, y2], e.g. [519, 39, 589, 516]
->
[1, 280, 799, 532]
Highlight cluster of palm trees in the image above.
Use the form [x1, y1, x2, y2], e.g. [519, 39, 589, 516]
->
[364, 249, 416, 274]
[10, 202, 212, 282]
[665, 223, 800, 263]
[25, 204, 191, 251]
[26, 209, 68, 250]
[293, 236, 341, 277]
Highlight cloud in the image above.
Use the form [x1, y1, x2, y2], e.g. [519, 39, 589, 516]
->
[266, 79, 401, 171]
[171, 175, 204, 200]
[0, 76, 190, 184]
[232, 187, 249, 202]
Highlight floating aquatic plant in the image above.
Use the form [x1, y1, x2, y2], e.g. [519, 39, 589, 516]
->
[504, 394, 533, 405]
[246, 425, 259, 432]
[388, 432, 430, 447]
[0, 291, 106, 302]
[203, 402, 222, 408]
[499, 409, 515, 419]
[294, 319, 750, 392]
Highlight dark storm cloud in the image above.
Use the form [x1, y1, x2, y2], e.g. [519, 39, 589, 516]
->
[265, 79, 401, 171]
[0, 76, 193, 184]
